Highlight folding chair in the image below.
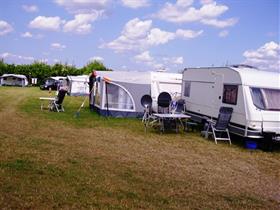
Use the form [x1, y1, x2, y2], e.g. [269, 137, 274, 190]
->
[174, 99, 185, 113]
[205, 107, 233, 144]
[49, 89, 67, 112]
[157, 92, 172, 114]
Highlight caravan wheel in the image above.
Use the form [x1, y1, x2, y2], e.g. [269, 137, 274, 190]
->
[259, 133, 274, 152]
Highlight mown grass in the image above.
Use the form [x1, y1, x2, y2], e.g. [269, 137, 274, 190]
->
[0, 87, 279, 209]
[20, 87, 143, 133]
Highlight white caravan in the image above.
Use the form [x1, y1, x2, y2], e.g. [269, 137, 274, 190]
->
[0, 74, 28, 87]
[67, 75, 89, 96]
[182, 65, 280, 141]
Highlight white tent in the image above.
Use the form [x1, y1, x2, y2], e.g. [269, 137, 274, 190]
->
[0, 74, 28, 87]
[90, 71, 182, 117]
[67, 75, 89, 96]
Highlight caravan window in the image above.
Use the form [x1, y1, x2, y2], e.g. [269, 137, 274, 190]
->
[223, 85, 238, 105]
[105, 83, 134, 110]
[184, 81, 191, 97]
[250, 87, 280, 111]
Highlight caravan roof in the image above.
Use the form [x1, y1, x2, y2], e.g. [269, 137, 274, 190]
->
[184, 66, 279, 89]
[230, 66, 280, 89]
[49, 76, 66, 81]
[1, 74, 27, 79]
[95, 71, 151, 84]
[95, 71, 182, 85]
[67, 75, 89, 82]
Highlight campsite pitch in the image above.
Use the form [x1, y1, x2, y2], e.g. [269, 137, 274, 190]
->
[0, 87, 279, 209]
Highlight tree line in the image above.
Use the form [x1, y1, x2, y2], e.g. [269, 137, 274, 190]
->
[0, 59, 110, 85]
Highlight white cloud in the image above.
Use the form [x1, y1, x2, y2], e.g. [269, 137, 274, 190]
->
[101, 18, 153, 52]
[0, 52, 34, 63]
[21, 32, 33, 38]
[155, 1, 227, 23]
[200, 0, 214, 4]
[243, 41, 280, 72]
[133, 51, 184, 71]
[201, 18, 238, 28]
[163, 56, 184, 64]
[122, 18, 152, 39]
[63, 13, 100, 34]
[218, 30, 228, 37]
[121, 0, 150, 9]
[22, 4, 38, 13]
[154, 0, 237, 28]
[89, 56, 104, 62]
[134, 51, 165, 70]
[176, 29, 203, 39]
[54, 0, 110, 14]
[102, 18, 202, 52]
[51, 43, 66, 50]
[29, 16, 64, 31]
[134, 51, 154, 62]
[177, 0, 194, 7]
[0, 20, 13, 36]
[147, 28, 176, 45]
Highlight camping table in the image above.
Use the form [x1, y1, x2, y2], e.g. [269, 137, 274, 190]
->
[39, 97, 56, 110]
[152, 113, 191, 133]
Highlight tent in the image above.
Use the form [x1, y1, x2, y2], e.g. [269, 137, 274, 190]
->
[90, 71, 182, 118]
[67, 75, 89, 96]
[0, 74, 28, 87]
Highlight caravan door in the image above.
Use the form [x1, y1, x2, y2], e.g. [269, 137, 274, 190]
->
[212, 71, 224, 115]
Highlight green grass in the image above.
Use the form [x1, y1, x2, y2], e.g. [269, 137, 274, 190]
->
[0, 86, 279, 209]
[20, 87, 143, 133]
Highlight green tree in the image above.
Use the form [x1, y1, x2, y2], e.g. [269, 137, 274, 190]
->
[82, 60, 108, 74]
[0, 59, 7, 76]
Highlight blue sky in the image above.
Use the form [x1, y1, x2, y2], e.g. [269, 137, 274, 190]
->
[0, 0, 279, 72]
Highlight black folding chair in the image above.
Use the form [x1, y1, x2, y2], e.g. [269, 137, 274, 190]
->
[205, 107, 233, 144]
[50, 89, 67, 112]
[157, 92, 172, 114]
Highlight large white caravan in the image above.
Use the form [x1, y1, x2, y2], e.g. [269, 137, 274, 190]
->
[182, 66, 280, 141]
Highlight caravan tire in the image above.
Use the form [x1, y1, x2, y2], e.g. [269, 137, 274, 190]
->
[259, 133, 274, 152]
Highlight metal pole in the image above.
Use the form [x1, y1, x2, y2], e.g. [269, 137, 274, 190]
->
[105, 81, 109, 117]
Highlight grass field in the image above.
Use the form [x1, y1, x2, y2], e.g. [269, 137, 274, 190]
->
[0, 87, 279, 209]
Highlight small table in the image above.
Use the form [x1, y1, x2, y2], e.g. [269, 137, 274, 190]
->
[152, 113, 191, 133]
[39, 97, 56, 110]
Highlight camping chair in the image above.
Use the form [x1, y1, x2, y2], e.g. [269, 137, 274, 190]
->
[157, 92, 172, 114]
[49, 89, 67, 112]
[205, 107, 233, 144]
[174, 99, 185, 113]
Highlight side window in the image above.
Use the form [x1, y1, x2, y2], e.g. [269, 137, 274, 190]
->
[184, 81, 191, 97]
[223, 85, 238, 105]
[105, 83, 134, 110]
[250, 87, 265, 109]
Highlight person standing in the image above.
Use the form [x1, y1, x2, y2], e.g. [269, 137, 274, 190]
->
[89, 71, 97, 111]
